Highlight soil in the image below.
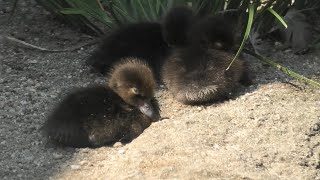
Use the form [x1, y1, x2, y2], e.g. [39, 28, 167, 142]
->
[0, 1, 319, 180]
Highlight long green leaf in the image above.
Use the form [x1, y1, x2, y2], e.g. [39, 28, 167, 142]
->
[62, 0, 114, 26]
[243, 49, 320, 88]
[226, 3, 254, 71]
[267, 7, 288, 28]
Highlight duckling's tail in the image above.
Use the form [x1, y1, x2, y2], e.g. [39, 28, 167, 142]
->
[42, 120, 91, 148]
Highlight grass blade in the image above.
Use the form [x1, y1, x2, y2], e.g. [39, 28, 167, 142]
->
[267, 7, 288, 28]
[243, 49, 320, 88]
[226, 3, 254, 71]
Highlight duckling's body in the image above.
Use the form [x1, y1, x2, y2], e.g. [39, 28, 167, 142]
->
[43, 58, 159, 148]
[161, 7, 252, 104]
[162, 46, 246, 104]
[86, 22, 169, 78]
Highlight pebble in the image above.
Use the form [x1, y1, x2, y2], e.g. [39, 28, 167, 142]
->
[0, 102, 4, 108]
[52, 153, 63, 159]
[79, 160, 88, 165]
[70, 164, 81, 170]
[20, 100, 27, 105]
[312, 123, 320, 131]
[113, 142, 123, 148]
[28, 60, 38, 64]
[6, 68, 12, 73]
[24, 155, 34, 162]
[118, 149, 126, 154]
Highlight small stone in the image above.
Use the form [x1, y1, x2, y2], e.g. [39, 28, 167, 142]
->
[28, 88, 36, 92]
[113, 142, 123, 148]
[70, 164, 81, 170]
[213, 144, 220, 150]
[28, 60, 38, 64]
[0, 102, 4, 109]
[53, 153, 63, 159]
[24, 155, 34, 162]
[79, 161, 88, 165]
[20, 101, 27, 105]
[118, 149, 126, 154]
[6, 68, 12, 73]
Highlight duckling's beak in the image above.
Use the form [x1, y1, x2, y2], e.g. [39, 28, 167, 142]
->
[139, 101, 159, 120]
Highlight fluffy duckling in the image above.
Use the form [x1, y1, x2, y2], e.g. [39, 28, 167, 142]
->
[187, 14, 236, 51]
[162, 6, 236, 50]
[162, 6, 195, 47]
[161, 8, 251, 104]
[43, 58, 160, 148]
[161, 45, 247, 105]
[86, 22, 169, 78]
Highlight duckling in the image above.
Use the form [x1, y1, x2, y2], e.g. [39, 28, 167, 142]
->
[43, 58, 160, 148]
[162, 6, 236, 50]
[187, 14, 236, 51]
[161, 45, 246, 105]
[162, 6, 195, 47]
[86, 22, 169, 79]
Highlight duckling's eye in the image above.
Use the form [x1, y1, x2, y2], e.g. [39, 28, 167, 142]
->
[130, 87, 139, 95]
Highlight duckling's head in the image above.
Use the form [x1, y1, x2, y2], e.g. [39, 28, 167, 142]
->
[162, 6, 195, 47]
[188, 15, 235, 50]
[108, 58, 158, 119]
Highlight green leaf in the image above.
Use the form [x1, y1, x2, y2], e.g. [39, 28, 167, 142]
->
[61, 0, 114, 26]
[60, 8, 86, 15]
[243, 49, 320, 88]
[226, 3, 254, 71]
[267, 7, 288, 29]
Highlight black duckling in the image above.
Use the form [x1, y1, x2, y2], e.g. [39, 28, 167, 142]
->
[187, 14, 236, 51]
[161, 45, 247, 105]
[162, 6, 236, 50]
[86, 22, 169, 79]
[43, 58, 160, 148]
[161, 6, 195, 47]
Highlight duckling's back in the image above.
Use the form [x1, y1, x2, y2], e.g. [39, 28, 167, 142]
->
[43, 86, 134, 147]
[162, 47, 245, 104]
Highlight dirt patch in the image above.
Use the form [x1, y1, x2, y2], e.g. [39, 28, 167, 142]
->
[0, 1, 319, 179]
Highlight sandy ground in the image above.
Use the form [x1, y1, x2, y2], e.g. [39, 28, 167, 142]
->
[0, 1, 320, 180]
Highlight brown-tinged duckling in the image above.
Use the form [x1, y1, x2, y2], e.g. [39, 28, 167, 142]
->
[161, 45, 249, 105]
[43, 58, 160, 148]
